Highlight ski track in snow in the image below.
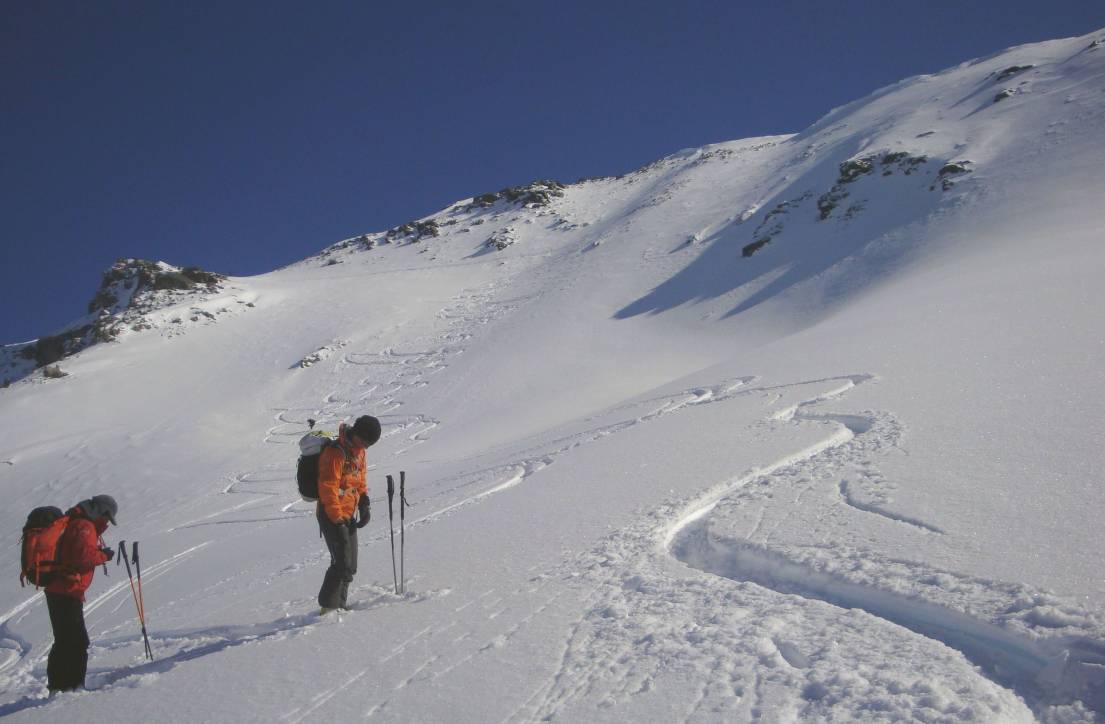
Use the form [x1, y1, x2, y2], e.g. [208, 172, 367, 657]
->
[171, 282, 529, 535]
[14, 366, 1100, 720]
[23, 271, 1098, 719]
[163, 286, 509, 531]
[146, 364, 995, 720]
[0, 542, 214, 709]
[263, 283, 529, 457]
[505, 374, 1105, 722]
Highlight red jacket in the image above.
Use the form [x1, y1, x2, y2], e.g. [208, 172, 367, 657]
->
[318, 424, 367, 523]
[44, 507, 111, 601]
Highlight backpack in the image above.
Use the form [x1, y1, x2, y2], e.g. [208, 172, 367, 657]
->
[297, 430, 338, 502]
[19, 506, 69, 588]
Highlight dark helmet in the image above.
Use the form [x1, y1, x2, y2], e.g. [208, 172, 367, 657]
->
[350, 415, 381, 447]
[79, 494, 118, 525]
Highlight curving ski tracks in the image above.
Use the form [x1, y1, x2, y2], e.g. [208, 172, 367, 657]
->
[663, 375, 1105, 718]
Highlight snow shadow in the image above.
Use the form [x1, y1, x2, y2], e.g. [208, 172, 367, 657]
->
[0, 590, 423, 717]
[616, 139, 943, 321]
[672, 528, 1105, 717]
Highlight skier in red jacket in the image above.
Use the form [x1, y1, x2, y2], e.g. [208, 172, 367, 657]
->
[43, 495, 117, 692]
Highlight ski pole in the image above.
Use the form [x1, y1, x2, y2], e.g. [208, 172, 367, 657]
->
[134, 542, 153, 660]
[399, 471, 410, 594]
[119, 542, 153, 660]
[386, 475, 398, 594]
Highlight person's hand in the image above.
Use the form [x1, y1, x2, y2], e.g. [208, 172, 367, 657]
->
[356, 497, 371, 528]
[100, 547, 115, 562]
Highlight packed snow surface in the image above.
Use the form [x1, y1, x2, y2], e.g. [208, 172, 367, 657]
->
[1, 28, 1105, 723]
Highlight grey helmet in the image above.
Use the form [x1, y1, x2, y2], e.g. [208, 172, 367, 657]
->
[79, 494, 118, 525]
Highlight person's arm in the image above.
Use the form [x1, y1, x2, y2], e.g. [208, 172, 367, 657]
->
[63, 520, 110, 571]
[317, 447, 346, 523]
[357, 450, 368, 498]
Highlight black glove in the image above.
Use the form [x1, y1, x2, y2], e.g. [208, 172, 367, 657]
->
[101, 547, 115, 562]
[356, 496, 371, 528]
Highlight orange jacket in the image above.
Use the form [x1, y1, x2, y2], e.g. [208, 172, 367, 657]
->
[318, 425, 367, 523]
[45, 507, 111, 602]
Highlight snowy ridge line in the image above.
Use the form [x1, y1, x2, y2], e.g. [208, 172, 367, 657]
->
[663, 377, 1105, 716]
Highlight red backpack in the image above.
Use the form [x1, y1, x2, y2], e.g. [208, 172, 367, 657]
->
[19, 506, 69, 588]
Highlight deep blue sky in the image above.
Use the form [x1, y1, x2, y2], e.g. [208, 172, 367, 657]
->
[3, 1, 1103, 344]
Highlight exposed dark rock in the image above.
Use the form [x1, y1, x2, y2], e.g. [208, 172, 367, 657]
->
[33, 334, 68, 367]
[935, 160, 973, 191]
[744, 192, 813, 256]
[742, 239, 770, 258]
[938, 162, 972, 176]
[385, 220, 440, 243]
[89, 259, 225, 315]
[993, 88, 1017, 103]
[471, 193, 499, 208]
[838, 158, 875, 183]
[468, 180, 565, 211]
[485, 227, 516, 251]
[995, 65, 1035, 81]
[817, 153, 929, 220]
[5, 258, 229, 382]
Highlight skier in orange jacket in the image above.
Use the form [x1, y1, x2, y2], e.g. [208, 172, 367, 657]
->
[317, 415, 380, 613]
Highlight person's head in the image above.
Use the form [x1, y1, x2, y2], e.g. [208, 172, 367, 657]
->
[348, 415, 381, 449]
[79, 494, 118, 526]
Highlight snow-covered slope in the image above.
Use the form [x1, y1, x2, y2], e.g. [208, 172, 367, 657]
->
[1, 28, 1104, 722]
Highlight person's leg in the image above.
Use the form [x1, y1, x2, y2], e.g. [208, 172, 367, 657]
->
[339, 526, 358, 609]
[46, 593, 90, 691]
[317, 507, 353, 610]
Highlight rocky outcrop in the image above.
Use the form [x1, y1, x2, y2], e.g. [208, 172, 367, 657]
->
[2, 259, 228, 383]
[385, 220, 441, 243]
[468, 180, 565, 210]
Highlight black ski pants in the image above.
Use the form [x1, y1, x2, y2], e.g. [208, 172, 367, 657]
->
[46, 592, 90, 692]
[317, 506, 358, 609]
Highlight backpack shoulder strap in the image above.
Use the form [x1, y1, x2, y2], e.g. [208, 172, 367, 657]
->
[53, 515, 74, 567]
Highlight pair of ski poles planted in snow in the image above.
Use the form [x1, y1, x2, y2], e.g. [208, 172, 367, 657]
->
[385, 471, 411, 594]
[115, 540, 154, 661]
